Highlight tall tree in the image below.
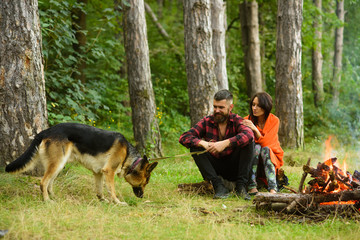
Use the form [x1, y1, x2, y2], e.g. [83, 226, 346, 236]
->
[123, 0, 162, 157]
[239, 0, 263, 98]
[0, 0, 48, 173]
[71, 0, 87, 83]
[312, 0, 324, 107]
[211, 0, 228, 90]
[332, 0, 344, 106]
[275, 0, 304, 149]
[184, 0, 217, 126]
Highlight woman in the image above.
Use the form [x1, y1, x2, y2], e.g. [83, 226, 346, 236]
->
[242, 92, 284, 194]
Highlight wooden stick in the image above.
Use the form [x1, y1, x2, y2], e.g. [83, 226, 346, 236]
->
[298, 158, 311, 193]
[283, 185, 298, 193]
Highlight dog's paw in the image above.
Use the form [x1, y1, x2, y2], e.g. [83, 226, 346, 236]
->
[113, 198, 128, 206]
[117, 201, 129, 206]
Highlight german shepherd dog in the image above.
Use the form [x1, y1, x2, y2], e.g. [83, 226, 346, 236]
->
[5, 123, 158, 205]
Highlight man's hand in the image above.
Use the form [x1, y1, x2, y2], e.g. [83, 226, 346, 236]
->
[208, 140, 230, 154]
[198, 140, 230, 154]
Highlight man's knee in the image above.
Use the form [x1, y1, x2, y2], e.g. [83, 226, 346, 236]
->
[190, 147, 204, 152]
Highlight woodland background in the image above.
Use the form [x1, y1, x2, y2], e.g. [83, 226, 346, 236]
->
[1, 0, 360, 164]
[41, 0, 360, 150]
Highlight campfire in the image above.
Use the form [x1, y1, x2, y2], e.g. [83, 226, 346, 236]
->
[254, 136, 360, 215]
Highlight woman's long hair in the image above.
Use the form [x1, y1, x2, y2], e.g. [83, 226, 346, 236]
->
[249, 92, 273, 126]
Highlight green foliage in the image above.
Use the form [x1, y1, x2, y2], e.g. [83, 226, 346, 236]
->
[301, 0, 360, 145]
[39, 0, 128, 130]
[38, 0, 360, 148]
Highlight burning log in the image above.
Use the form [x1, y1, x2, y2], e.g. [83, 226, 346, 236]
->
[302, 157, 359, 193]
[298, 158, 311, 193]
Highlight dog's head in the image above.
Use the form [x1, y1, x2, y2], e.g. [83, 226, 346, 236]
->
[124, 155, 158, 198]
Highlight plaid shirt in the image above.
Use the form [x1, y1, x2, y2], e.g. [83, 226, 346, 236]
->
[179, 113, 254, 158]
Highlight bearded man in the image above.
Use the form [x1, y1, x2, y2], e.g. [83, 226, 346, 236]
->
[179, 89, 254, 200]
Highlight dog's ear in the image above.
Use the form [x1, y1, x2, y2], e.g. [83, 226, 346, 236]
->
[146, 162, 158, 174]
[143, 155, 148, 162]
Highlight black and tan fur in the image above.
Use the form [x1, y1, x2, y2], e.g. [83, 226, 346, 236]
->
[5, 123, 158, 205]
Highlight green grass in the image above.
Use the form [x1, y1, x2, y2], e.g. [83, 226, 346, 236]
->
[1, 144, 360, 240]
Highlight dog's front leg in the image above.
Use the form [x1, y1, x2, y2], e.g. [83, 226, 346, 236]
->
[102, 168, 128, 206]
[93, 172, 107, 202]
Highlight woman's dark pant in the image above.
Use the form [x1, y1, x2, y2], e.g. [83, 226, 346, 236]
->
[190, 141, 254, 187]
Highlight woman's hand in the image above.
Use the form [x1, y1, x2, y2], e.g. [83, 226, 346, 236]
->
[242, 119, 262, 139]
[242, 119, 257, 131]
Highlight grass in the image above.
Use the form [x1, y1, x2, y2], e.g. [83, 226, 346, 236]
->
[1, 141, 360, 239]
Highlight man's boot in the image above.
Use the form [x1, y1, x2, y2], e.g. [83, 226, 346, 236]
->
[212, 180, 230, 199]
[235, 184, 251, 201]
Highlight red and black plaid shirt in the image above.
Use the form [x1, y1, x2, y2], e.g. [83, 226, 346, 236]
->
[179, 113, 254, 158]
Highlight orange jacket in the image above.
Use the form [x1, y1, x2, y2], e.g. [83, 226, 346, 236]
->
[245, 113, 284, 170]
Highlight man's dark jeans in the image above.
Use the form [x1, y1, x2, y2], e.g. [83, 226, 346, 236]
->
[190, 141, 254, 188]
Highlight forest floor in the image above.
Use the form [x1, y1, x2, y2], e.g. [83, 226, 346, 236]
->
[1, 140, 360, 239]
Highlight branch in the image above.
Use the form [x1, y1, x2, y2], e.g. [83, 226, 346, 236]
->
[298, 158, 311, 193]
[144, 2, 182, 61]
[144, 2, 170, 40]
[227, 16, 240, 32]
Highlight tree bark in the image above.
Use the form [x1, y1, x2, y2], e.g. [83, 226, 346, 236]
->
[312, 0, 324, 107]
[123, 0, 163, 157]
[258, 3, 267, 91]
[275, 0, 304, 149]
[239, 1, 263, 98]
[71, 0, 87, 83]
[0, 0, 48, 175]
[332, 0, 344, 106]
[211, 0, 228, 90]
[183, 0, 217, 126]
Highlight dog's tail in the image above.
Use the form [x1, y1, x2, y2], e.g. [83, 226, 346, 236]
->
[5, 131, 46, 173]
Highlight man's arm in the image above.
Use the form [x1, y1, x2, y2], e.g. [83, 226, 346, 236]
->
[179, 118, 206, 148]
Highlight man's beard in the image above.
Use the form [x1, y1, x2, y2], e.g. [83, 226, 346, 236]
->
[214, 112, 229, 123]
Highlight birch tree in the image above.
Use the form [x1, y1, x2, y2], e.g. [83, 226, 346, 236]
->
[211, 0, 228, 90]
[184, 0, 217, 126]
[123, 0, 162, 157]
[275, 0, 304, 149]
[312, 0, 324, 107]
[0, 0, 48, 174]
[332, 0, 344, 106]
[240, 0, 263, 98]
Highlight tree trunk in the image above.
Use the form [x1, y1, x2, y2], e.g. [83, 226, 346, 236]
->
[258, 3, 267, 91]
[312, 0, 324, 107]
[211, 0, 228, 90]
[239, 0, 263, 98]
[183, 0, 217, 126]
[0, 0, 48, 175]
[275, 0, 304, 149]
[332, 0, 344, 106]
[71, 0, 87, 83]
[123, 0, 163, 157]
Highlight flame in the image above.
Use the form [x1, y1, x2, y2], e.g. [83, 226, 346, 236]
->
[343, 154, 348, 173]
[324, 136, 333, 161]
[320, 200, 358, 206]
[308, 136, 354, 194]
